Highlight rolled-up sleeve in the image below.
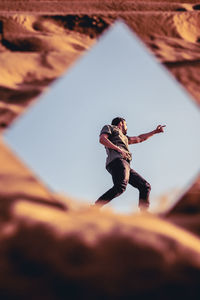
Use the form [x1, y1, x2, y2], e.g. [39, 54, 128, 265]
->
[99, 125, 112, 136]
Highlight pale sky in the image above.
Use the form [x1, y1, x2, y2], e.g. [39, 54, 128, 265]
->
[3, 21, 200, 214]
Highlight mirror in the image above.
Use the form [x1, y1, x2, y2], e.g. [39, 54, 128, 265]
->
[3, 21, 200, 214]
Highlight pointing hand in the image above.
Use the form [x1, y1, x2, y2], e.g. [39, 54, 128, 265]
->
[155, 125, 166, 133]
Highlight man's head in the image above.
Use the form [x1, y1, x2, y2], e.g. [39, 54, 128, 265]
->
[111, 117, 127, 135]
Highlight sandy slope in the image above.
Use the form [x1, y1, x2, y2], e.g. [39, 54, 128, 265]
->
[0, 14, 106, 131]
[0, 137, 66, 210]
[0, 1, 199, 299]
[164, 177, 200, 235]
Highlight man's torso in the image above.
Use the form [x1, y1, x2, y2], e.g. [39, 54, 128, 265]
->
[100, 124, 132, 166]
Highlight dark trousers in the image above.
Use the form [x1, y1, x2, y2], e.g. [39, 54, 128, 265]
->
[96, 158, 151, 209]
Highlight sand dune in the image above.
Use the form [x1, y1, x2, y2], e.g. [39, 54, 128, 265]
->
[0, 1, 199, 298]
[1, 1, 200, 14]
[174, 12, 200, 42]
[0, 14, 110, 130]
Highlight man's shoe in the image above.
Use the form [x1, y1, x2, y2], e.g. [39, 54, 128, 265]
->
[139, 204, 149, 213]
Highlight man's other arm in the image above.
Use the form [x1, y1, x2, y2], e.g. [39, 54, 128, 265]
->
[99, 134, 130, 159]
[128, 125, 166, 145]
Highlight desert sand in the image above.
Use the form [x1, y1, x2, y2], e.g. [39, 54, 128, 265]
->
[0, 0, 199, 299]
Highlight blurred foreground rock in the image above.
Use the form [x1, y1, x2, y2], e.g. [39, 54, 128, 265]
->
[0, 198, 199, 299]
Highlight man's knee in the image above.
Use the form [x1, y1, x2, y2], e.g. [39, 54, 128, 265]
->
[145, 182, 151, 192]
[115, 181, 128, 195]
[138, 181, 151, 193]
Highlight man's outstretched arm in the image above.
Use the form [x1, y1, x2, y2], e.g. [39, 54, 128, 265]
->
[128, 125, 166, 144]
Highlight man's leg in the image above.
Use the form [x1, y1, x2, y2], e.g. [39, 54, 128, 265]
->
[128, 169, 151, 211]
[95, 159, 130, 206]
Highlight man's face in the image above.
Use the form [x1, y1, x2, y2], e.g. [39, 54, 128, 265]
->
[121, 120, 128, 135]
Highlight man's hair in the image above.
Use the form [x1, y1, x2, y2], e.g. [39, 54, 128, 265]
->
[111, 117, 125, 126]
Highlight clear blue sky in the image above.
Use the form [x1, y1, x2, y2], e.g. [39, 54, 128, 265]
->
[3, 21, 200, 213]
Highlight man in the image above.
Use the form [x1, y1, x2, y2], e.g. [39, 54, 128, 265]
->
[95, 117, 165, 211]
